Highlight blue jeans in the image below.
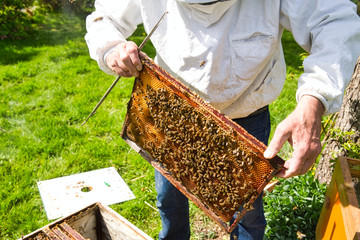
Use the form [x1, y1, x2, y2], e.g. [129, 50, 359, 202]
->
[155, 107, 270, 240]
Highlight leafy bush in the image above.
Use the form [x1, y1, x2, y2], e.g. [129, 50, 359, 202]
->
[327, 128, 360, 159]
[38, 0, 94, 14]
[0, 0, 36, 39]
[264, 173, 327, 239]
[0, 0, 94, 39]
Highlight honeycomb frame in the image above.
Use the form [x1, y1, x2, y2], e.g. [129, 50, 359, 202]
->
[121, 57, 284, 233]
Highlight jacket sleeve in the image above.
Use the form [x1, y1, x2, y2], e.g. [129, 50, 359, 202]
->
[85, 0, 142, 75]
[280, 0, 360, 115]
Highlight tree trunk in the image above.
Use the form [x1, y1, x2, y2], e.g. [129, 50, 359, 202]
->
[315, 57, 360, 185]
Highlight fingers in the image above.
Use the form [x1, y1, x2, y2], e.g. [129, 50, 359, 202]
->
[139, 51, 148, 60]
[276, 148, 318, 178]
[270, 123, 321, 178]
[118, 43, 139, 76]
[264, 96, 324, 179]
[264, 121, 291, 159]
[106, 41, 143, 77]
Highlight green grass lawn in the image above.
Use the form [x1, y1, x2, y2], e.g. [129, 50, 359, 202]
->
[0, 12, 326, 240]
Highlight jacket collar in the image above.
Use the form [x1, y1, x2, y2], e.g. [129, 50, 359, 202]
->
[177, 0, 237, 27]
[176, 0, 231, 4]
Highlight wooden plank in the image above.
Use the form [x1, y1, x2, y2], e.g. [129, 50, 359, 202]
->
[42, 227, 61, 240]
[51, 226, 73, 240]
[21, 202, 154, 240]
[316, 161, 344, 239]
[59, 222, 87, 240]
[316, 157, 360, 240]
[318, 183, 346, 239]
[349, 169, 360, 178]
[347, 157, 360, 178]
[346, 157, 360, 167]
[337, 156, 360, 239]
[98, 204, 154, 240]
[337, 157, 359, 205]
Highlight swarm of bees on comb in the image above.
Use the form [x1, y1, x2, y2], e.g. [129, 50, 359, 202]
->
[121, 57, 284, 232]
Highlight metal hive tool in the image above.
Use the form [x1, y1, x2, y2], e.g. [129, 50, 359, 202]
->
[121, 57, 285, 233]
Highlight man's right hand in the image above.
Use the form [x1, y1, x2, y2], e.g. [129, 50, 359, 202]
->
[106, 41, 146, 78]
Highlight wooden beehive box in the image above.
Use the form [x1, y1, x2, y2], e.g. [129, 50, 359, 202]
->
[316, 156, 360, 240]
[21, 202, 153, 240]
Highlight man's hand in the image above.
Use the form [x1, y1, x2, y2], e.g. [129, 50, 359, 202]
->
[106, 41, 147, 77]
[263, 95, 325, 178]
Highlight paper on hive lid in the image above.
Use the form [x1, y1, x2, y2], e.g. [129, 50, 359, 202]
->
[37, 167, 135, 220]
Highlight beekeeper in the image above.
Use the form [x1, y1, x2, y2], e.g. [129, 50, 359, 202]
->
[85, 0, 360, 239]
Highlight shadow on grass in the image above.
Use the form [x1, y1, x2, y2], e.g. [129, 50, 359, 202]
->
[0, 47, 39, 65]
[0, 11, 153, 66]
[0, 12, 86, 65]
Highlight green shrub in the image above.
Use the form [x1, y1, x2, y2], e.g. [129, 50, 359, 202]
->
[38, 0, 94, 14]
[0, 0, 36, 39]
[0, 0, 94, 39]
[264, 173, 327, 239]
[328, 128, 360, 159]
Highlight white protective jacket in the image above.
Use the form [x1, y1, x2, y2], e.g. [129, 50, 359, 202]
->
[85, 0, 360, 118]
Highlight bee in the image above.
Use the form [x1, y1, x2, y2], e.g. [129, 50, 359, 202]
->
[93, 16, 103, 22]
[200, 60, 206, 67]
[244, 202, 254, 211]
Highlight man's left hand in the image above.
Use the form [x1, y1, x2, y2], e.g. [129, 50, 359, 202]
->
[263, 95, 325, 178]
